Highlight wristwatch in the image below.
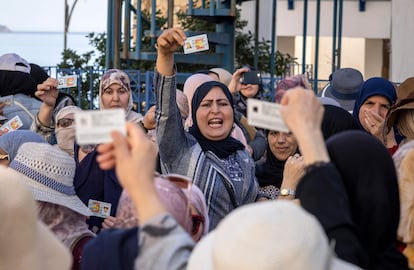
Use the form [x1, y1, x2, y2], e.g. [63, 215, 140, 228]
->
[279, 188, 295, 197]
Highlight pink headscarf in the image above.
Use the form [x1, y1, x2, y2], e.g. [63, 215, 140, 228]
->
[183, 73, 213, 130]
[274, 74, 310, 103]
[181, 183, 210, 236]
[176, 89, 189, 121]
[115, 175, 192, 233]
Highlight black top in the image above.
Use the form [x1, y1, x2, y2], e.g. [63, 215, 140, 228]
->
[297, 130, 408, 269]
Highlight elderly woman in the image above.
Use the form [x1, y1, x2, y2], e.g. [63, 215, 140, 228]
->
[153, 28, 258, 230]
[352, 77, 398, 153]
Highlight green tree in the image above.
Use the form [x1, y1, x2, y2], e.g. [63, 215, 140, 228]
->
[58, 1, 298, 108]
[58, 40, 103, 109]
[176, 0, 297, 76]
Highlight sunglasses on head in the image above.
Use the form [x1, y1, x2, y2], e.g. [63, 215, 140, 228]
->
[160, 173, 194, 231]
[191, 214, 205, 234]
[57, 118, 74, 128]
[164, 174, 192, 189]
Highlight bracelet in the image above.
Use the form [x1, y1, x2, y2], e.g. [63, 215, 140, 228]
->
[138, 120, 148, 133]
[304, 161, 330, 175]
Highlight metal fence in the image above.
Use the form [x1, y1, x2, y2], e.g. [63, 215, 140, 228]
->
[44, 66, 327, 115]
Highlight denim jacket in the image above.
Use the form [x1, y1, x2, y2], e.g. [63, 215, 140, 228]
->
[155, 71, 258, 230]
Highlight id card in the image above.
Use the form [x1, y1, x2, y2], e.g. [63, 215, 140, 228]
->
[57, 75, 77, 89]
[183, 34, 209, 54]
[0, 95, 13, 106]
[0, 115, 23, 133]
[247, 98, 289, 133]
[74, 109, 126, 145]
[88, 199, 112, 218]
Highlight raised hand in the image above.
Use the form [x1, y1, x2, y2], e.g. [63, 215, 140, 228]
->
[280, 88, 329, 165]
[35, 77, 59, 108]
[228, 67, 249, 93]
[156, 28, 186, 76]
[282, 154, 305, 190]
[156, 28, 186, 56]
[280, 87, 324, 137]
[97, 122, 165, 223]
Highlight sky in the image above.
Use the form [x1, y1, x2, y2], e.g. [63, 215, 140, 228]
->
[0, 0, 107, 33]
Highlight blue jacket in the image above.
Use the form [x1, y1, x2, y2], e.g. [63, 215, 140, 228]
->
[81, 227, 138, 270]
[154, 71, 259, 230]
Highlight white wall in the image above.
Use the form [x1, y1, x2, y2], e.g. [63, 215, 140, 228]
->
[241, 0, 391, 39]
[391, 0, 414, 82]
[240, 0, 395, 80]
[364, 39, 383, 79]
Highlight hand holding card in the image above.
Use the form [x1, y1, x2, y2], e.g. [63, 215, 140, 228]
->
[57, 75, 77, 89]
[247, 99, 289, 133]
[183, 34, 209, 54]
[0, 115, 23, 133]
[75, 109, 126, 145]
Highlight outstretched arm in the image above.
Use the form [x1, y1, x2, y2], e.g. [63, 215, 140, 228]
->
[280, 89, 365, 267]
[156, 28, 186, 76]
[35, 77, 59, 127]
[97, 123, 193, 270]
[98, 122, 165, 223]
[280, 87, 329, 165]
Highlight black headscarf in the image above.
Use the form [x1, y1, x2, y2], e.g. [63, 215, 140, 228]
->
[255, 144, 285, 187]
[0, 70, 36, 97]
[321, 105, 358, 140]
[327, 130, 408, 269]
[189, 81, 244, 159]
[255, 130, 299, 187]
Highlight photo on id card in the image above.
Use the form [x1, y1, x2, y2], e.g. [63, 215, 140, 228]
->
[183, 34, 209, 54]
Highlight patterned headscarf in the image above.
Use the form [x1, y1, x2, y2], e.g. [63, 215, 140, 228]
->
[99, 69, 143, 124]
[274, 74, 310, 103]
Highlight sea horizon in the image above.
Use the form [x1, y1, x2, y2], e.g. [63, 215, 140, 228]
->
[0, 31, 99, 67]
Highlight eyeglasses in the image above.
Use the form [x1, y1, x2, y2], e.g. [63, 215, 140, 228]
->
[191, 214, 205, 234]
[57, 118, 74, 128]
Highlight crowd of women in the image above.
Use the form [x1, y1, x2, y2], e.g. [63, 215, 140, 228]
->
[1, 26, 414, 270]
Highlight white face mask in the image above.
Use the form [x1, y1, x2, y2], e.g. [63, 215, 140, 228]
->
[55, 127, 76, 157]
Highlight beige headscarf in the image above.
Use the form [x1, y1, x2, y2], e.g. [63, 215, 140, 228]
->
[183, 73, 213, 130]
[210, 67, 233, 86]
[55, 105, 82, 157]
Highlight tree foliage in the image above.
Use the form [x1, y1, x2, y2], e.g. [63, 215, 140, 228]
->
[57, 1, 298, 108]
